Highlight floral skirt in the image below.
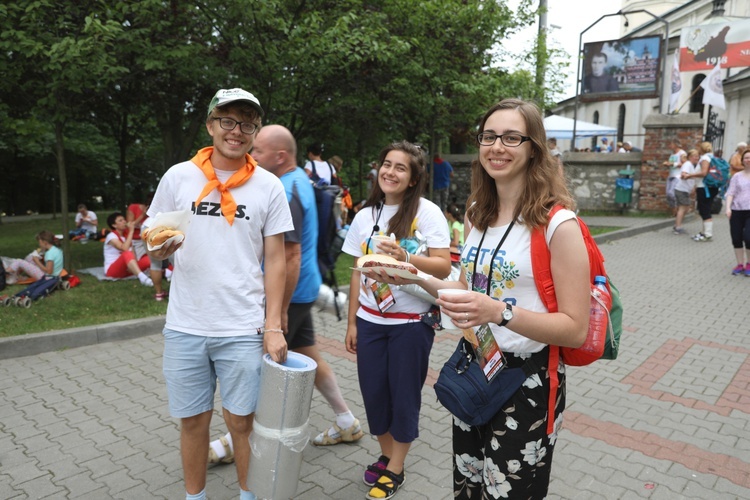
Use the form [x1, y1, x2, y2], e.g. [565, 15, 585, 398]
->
[452, 349, 565, 500]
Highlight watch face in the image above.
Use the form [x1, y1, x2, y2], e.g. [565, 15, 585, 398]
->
[503, 308, 513, 320]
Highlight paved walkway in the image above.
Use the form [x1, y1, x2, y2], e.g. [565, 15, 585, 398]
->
[2, 214, 749, 499]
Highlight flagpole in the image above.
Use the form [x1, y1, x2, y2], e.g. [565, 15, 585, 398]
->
[674, 86, 702, 114]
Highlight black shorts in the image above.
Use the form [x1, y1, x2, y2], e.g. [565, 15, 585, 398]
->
[286, 302, 316, 349]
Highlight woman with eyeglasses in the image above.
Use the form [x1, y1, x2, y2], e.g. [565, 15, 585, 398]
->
[342, 140, 451, 500]
[373, 99, 590, 498]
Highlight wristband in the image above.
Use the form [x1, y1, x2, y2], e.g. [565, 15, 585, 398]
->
[404, 251, 410, 263]
[264, 328, 283, 334]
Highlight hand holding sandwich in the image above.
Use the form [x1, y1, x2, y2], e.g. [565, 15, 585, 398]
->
[143, 225, 184, 261]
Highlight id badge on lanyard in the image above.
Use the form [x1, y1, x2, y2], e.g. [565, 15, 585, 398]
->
[370, 281, 396, 313]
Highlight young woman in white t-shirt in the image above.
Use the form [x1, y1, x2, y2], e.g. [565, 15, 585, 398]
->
[342, 141, 451, 500]
[374, 99, 590, 499]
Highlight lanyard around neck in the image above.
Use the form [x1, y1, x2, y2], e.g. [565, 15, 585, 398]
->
[365, 201, 386, 255]
[470, 220, 515, 295]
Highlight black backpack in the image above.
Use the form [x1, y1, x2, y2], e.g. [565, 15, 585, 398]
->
[313, 181, 345, 319]
[0, 265, 6, 292]
[309, 161, 341, 187]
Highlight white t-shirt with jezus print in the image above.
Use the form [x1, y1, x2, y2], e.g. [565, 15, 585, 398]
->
[148, 160, 293, 337]
[461, 209, 576, 353]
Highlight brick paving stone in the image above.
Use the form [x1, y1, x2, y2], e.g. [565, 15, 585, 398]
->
[1, 215, 750, 499]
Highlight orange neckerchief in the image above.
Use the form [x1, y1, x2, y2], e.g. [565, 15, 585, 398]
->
[192, 146, 256, 225]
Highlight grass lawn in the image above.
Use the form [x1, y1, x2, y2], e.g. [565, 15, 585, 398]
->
[1, 211, 622, 337]
[0, 215, 354, 337]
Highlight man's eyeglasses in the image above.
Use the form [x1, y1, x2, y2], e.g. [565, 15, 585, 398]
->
[476, 132, 531, 148]
[211, 117, 259, 135]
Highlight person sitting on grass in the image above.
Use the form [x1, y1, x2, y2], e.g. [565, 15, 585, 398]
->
[103, 212, 153, 286]
[68, 204, 98, 241]
[3, 230, 63, 283]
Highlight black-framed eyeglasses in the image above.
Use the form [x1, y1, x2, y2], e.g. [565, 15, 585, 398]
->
[476, 132, 531, 148]
[211, 117, 259, 135]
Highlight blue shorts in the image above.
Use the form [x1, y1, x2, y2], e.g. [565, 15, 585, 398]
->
[162, 328, 264, 418]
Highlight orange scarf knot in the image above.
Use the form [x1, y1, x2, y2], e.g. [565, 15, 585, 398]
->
[192, 147, 256, 225]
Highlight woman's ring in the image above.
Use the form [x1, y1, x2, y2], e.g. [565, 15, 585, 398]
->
[465, 312, 469, 321]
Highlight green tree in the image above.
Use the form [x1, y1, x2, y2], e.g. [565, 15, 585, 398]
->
[0, 1, 127, 267]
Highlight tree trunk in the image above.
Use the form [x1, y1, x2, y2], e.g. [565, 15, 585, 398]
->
[55, 121, 71, 271]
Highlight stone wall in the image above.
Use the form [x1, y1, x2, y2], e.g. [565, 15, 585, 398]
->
[563, 153, 641, 211]
[442, 153, 642, 212]
[440, 113, 705, 213]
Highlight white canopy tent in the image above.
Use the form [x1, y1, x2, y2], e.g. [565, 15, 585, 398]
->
[543, 115, 617, 140]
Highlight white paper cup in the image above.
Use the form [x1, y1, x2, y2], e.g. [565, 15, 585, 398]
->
[371, 235, 393, 254]
[437, 288, 471, 330]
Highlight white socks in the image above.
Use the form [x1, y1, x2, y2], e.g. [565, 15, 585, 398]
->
[704, 220, 713, 238]
[209, 432, 233, 458]
[335, 411, 356, 430]
[138, 272, 154, 286]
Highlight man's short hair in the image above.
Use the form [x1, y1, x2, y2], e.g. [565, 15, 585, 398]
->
[307, 143, 323, 156]
[77, 204, 87, 211]
[547, 137, 557, 145]
[592, 52, 608, 62]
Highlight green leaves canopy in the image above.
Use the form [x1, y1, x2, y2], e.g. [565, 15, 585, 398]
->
[1, 0, 555, 213]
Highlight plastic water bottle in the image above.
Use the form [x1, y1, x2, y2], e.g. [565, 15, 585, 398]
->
[583, 275, 612, 356]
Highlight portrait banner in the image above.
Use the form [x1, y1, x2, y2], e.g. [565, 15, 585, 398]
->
[581, 36, 662, 100]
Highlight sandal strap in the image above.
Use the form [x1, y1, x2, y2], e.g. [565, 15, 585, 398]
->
[381, 469, 403, 484]
[366, 464, 385, 474]
[370, 469, 404, 495]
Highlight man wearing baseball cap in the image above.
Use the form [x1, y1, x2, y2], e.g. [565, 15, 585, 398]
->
[147, 88, 292, 500]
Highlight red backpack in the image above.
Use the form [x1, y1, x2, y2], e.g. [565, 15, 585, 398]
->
[530, 205, 622, 434]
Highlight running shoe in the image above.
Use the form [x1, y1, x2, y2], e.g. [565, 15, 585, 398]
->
[732, 264, 744, 276]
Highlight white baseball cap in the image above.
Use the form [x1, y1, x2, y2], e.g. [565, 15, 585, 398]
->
[207, 88, 264, 117]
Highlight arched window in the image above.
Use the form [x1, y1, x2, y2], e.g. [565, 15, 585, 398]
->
[690, 74, 706, 117]
[617, 104, 625, 144]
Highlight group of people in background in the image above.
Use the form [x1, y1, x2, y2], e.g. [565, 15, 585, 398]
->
[664, 138, 750, 277]
[546, 136, 642, 154]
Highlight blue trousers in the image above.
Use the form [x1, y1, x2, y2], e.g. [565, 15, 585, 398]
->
[355, 317, 434, 443]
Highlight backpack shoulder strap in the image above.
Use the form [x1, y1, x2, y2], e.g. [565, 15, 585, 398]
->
[529, 205, 564, 436]
[530, 205, 563, 314]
